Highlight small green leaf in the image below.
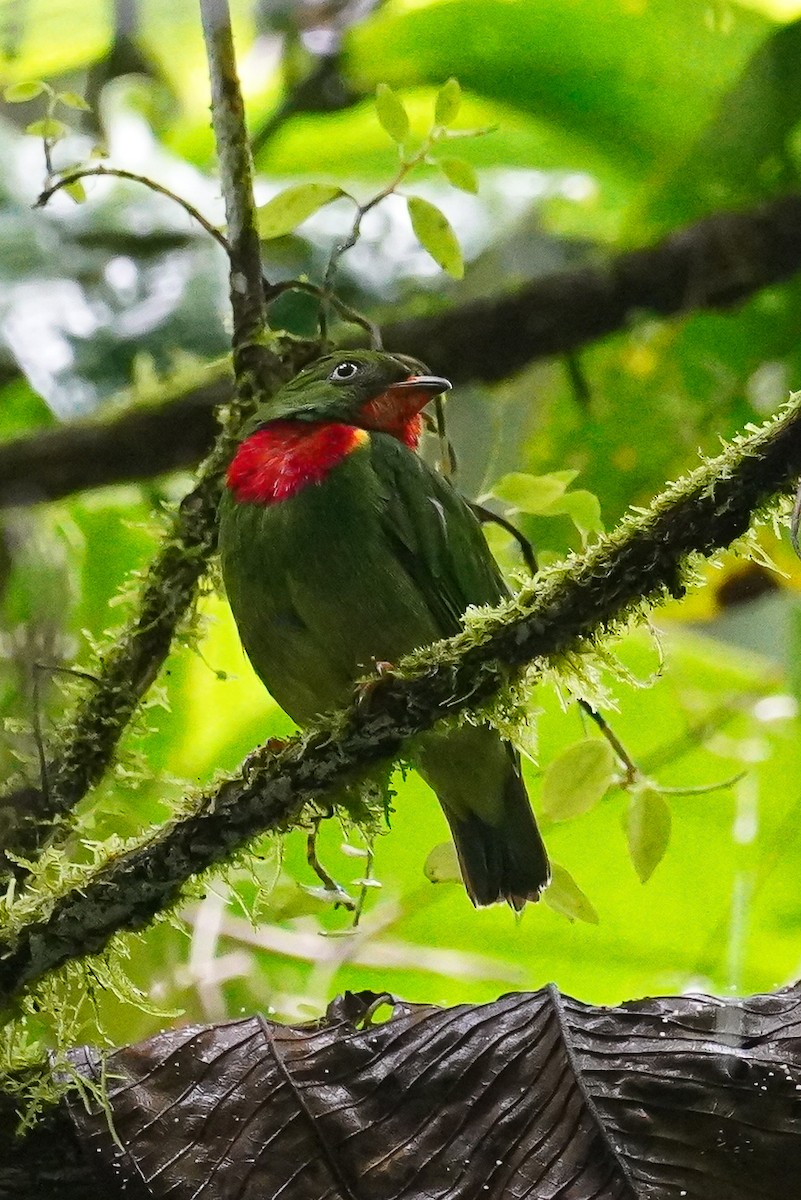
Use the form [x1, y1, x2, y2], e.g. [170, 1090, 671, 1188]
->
[435, 77, 461, 126]
[375, 83, 409, 144]
[256, 183, 345, 240]
[4, 80, 45, 102]
[423, 841, 461, 885]
[61, 178, 86, 203]
[544, 863, 599, 924]
[624, 789, 672, 883]
[439, 156, 478, 194]
[492, 470, 577, 514]
[57, 90, 91, 111]
[25, 117, 69, 140]
[545, 490, 604, 540]
[541, 738, 616, 820]
[407, 196, 464, 279]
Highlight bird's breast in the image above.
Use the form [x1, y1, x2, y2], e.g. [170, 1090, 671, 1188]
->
[225, 420, 369, 505]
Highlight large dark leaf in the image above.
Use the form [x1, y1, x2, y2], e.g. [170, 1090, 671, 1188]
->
[63, 984, 801, 1199]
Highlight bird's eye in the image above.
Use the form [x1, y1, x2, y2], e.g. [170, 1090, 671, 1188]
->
[330, 361, 360, 382]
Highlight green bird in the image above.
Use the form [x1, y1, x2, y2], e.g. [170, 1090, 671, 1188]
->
[218, 349, 549, 908]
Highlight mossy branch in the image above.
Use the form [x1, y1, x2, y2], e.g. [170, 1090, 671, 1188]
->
[199, 0, 270, 380]
[0, 0, 296, 881]
[1, 396, 800, 1008]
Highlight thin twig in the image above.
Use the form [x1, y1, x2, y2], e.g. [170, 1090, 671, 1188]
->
[306, 819, 355, 910]
[471, 503, 638, 777]
[263, 277, 381, 346]
[433, 395, 455, 478]
[35, 167, 231, 254]
[320, 129, 446, 331]
[580, 703, 639, 787]
[470, 503, 538, 575]
[654, 771, 747, 797]
[350, 842, 375, 930]
[5, 196, 801, 511]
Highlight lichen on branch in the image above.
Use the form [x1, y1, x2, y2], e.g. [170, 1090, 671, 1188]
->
[1, 395, 800, 1009]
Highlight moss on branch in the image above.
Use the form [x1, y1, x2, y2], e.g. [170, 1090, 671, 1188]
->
[1, 395, 800, 1008]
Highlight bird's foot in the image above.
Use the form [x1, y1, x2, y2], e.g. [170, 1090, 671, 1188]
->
[242, 737, 288, 781]
[355, 660, 397, 714]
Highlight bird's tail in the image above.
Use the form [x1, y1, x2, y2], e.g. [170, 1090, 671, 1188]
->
[415, 727, 550, 910]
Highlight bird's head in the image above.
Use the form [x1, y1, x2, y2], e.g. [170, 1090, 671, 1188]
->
[247, 350, 451, 447]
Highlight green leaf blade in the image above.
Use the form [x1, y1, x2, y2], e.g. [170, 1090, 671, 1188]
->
[547, 489, 604, 540]
[439, 156, 478, 194]
[57, 90, 91, 111]
[256, 183, 346, 240]
[541, 739, 616, 821]
[406, 196, 464, 279]
[544, 863, 599, 924]
[25, 117, 69, 140]
[492, 470, 577, 514]
[62, 178, 87, 203]
[624, 789, 672, 883]
[423, 841, 462, 885]
[375, 83, 409, 145]
[435, 77, 462, 126]
[4, 81, 46, 102]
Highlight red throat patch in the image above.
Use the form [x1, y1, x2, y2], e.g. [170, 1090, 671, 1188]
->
[226, 421, 368, 505]
[357, 397, 423, 449]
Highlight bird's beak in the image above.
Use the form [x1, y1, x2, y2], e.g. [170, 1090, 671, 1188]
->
[382, 374, 452, 412]
[386, 372, 450, 400]
[358, 373, 452, 437]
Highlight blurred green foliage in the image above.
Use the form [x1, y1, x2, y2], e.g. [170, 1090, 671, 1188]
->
[3, 0, 801, 1053]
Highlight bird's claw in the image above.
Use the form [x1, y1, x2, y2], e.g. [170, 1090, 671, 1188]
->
[242, 737, 288, 780]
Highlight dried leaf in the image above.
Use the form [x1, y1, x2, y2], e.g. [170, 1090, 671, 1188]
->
[65, 983, 801, 1199]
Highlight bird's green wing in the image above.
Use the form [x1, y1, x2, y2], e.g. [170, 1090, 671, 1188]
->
[370, 434, 508, 636]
